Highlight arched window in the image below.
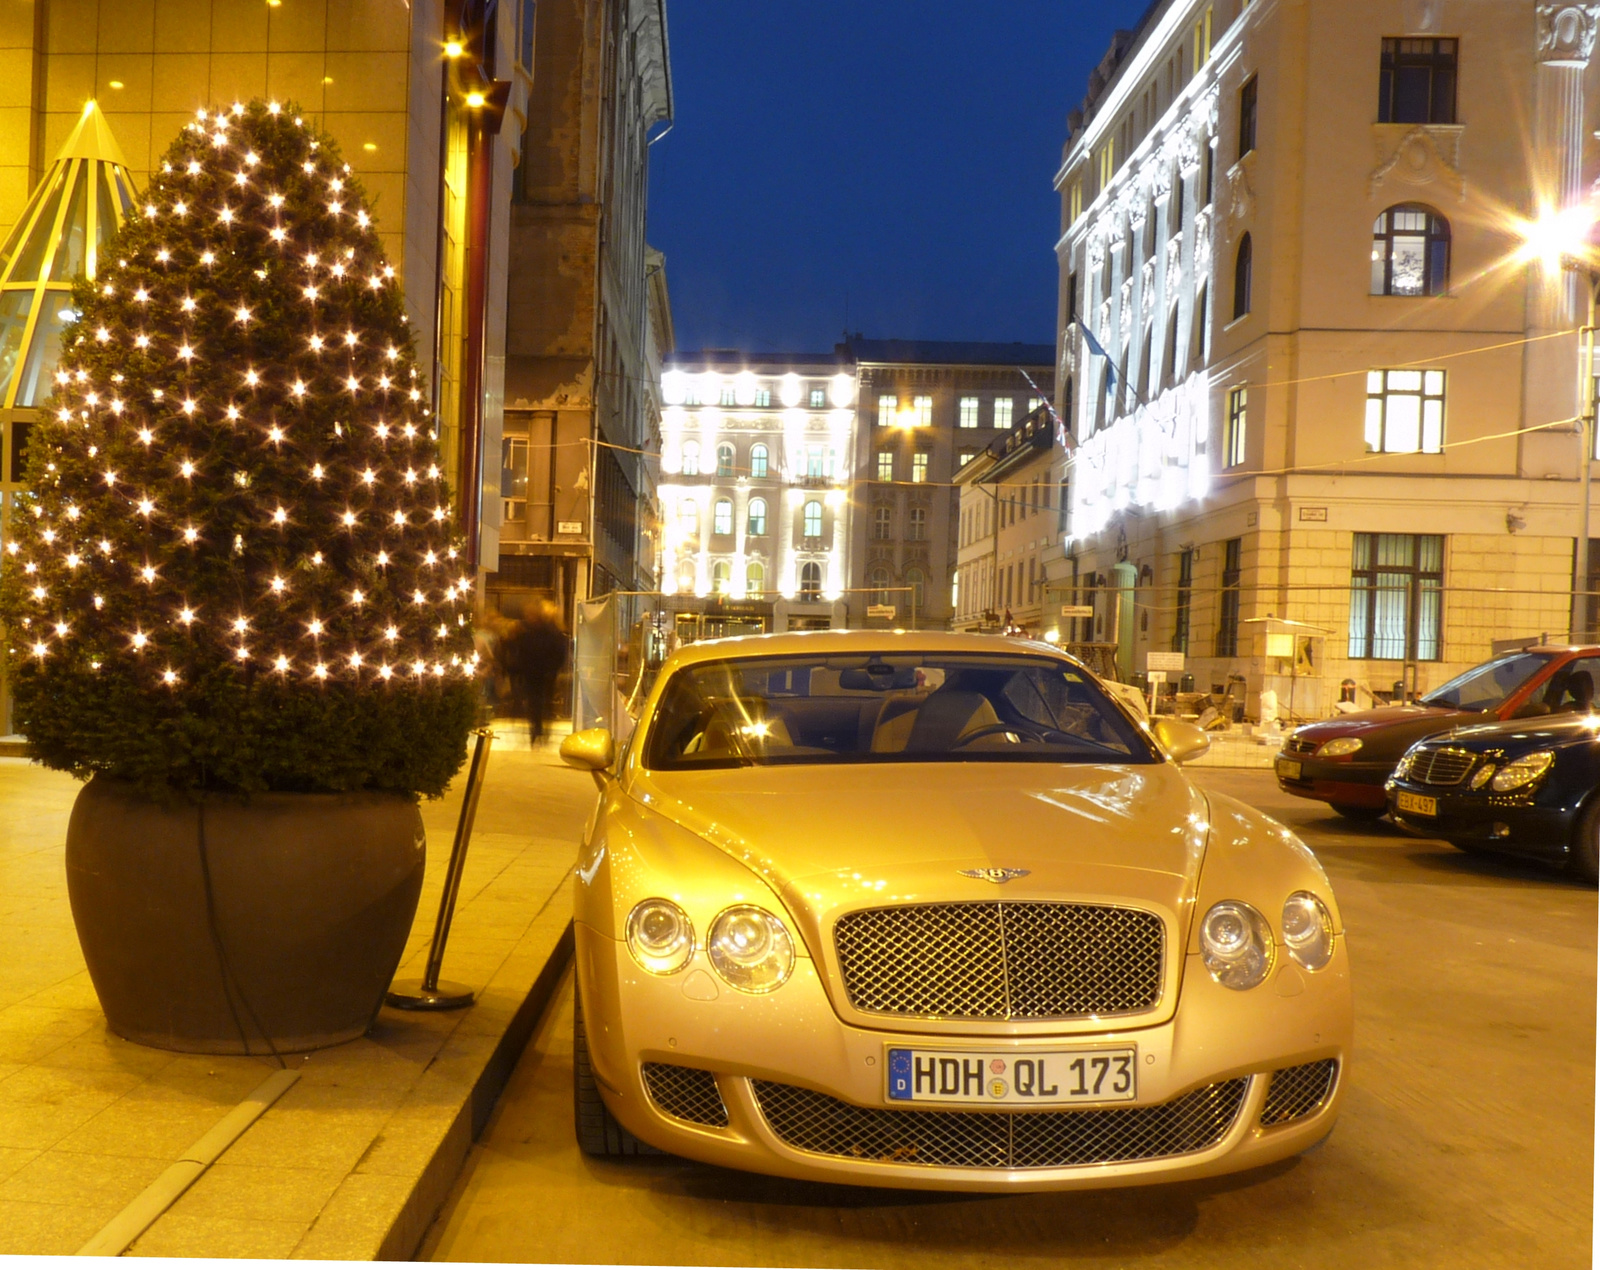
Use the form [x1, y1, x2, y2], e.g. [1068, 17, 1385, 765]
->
[799, 561, 822, 599]
[712, 498, 733, 535]
[1371, 205, 1449, 296]
[905, 567, 926, 611]
[678, 498, 698, 538]
[715, 443, 735, 477]
[1162, 306, 1180, 387]
[1232, 233, 1253, 320]
[711, 560, 731, 593]
[746, 497, 767, 535]
[868, 565, 892, 606]
[749, 443, 769, 478]
[746, 560, 765, 597]
[1192, 286, 1208, 365]
[802, 500, 823, 538]
[873, 505, 893, 540]
[680, 440, 700, 476]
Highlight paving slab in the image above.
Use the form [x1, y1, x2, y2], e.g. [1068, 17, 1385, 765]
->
[0, 719, 590, 1259]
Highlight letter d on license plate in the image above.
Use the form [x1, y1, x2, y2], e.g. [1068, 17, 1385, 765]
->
[886, 1046, 1136, 1105]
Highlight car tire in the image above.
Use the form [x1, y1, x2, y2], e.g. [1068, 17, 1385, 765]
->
[1567, 798, 1600, 886]
[1329, 802, 1386, 823]
[573, 982, 659, 1157]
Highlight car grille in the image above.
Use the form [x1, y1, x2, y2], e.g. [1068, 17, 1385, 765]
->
[642, 1062, 728, 1127]
[1408, 746, 1477, 787]
[1285, 735, 1320, 757]
[751, 1078, 1249, 1169]
[833, 901, 1164, 1021]
[1259, 1059, 1339, 1127]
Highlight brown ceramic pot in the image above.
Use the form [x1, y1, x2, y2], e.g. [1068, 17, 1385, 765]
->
[65, 776, 426, 1054]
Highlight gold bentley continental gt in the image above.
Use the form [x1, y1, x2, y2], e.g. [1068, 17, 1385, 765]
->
[559, 631, 1352, 1191]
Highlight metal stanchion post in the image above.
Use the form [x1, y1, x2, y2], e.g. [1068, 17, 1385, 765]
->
[386, 726, 494, 1011]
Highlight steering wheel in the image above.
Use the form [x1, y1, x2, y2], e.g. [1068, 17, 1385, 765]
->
[951, 722, 1045, 747]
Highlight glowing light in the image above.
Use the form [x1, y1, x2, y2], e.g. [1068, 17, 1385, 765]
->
[179, 607, 196, 624]
[162, 669, 177, 684]
[1513, 199, 1600, 277]
[131, 632, 148, 649]
[444, 39, 464, 57]
[308, 619, 324, 636]
[235, 306, 252, 323]
[342, 511, 357, 527]
[272, 506, 288, 524]
[270, 575, 286, 594]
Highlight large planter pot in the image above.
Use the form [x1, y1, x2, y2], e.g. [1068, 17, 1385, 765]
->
[65, 776, 426, 1054]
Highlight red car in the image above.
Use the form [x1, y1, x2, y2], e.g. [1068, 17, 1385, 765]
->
[1275, 645, 1600, 820]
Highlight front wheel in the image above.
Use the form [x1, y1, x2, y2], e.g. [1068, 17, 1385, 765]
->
[1329, 802, 1386, 823]
[573, 983, 659, 1156]
[1568, 799, 1600, 886]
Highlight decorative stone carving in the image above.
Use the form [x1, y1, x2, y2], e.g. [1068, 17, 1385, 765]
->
[1141, 258, 1156, 297]
[1401, 0, 1441, 32]
[1061, 325, 1078, 377]
[1202, 85, 1221, 138]
[1118, 280, 1135, 345]
[1151, 155, 1174, 204]
[1087, 233, 1106, 272]
[1226, 158, 1255, 230]
[1165, 236, 1183, 295]
[1194, 208, 1213, 275]
[1097, 299, 1112, 346]
[1129, 199, 1149, 235]
[1369, 124, 1467, 200]
[1178, 131, 1202, 177]
[1537, 4, 1600, 66]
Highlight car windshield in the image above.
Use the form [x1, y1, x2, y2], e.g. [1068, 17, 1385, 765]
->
[642, 652, 1158, 770]
[1420, 653, 1553, 711]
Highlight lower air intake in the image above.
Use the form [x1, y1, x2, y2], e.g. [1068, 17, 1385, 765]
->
[1259, 1059, 1338, 1127]
[642, 1062, 729, 1127]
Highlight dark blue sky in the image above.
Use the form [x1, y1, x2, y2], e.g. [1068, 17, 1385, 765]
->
[648, 0, 1153, 355]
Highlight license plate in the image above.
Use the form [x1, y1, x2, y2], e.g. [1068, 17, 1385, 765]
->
[886, 1047, 1136, 1106]
[1396, 790, 1437, 816]
[1276, 758, 1303, 780]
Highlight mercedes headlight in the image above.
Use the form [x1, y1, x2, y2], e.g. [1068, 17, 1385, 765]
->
[1282, 891, 1335, 972]
[707, 905, 795, 993]
[1317, 737, 1363, 758]
[1490, 751, 1554, 792]
[1199, 900, 1274, 990]
[626, 899, 695, 975]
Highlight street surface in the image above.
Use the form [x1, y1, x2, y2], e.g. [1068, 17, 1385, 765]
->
[422, 770, 1596, 1268]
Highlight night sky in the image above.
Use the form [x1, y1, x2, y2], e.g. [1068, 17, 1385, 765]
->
[648, 0, 1154, 356]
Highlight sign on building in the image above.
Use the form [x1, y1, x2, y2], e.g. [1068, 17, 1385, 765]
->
[867, 604, 898, 619]
[1147, 651, 1185, 673]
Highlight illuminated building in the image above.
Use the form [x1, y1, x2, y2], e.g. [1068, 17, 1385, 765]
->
[1054, 0, 1600, 712]
[657, 352, 855, 640]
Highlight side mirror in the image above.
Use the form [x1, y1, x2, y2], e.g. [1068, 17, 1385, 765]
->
[1152, 717, 1211, 764]
[560, 729, 616, 787]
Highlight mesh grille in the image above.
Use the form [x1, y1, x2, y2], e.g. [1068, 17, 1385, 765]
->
[833, 902, 1164, 1020]
[1285, 736, 1319, 757]
[642, 1062, 729, 1127]
[1259, 1059, 1338, 1127]
[1410, 747, 1476, 787]
[752, 1078, 1249, 1169]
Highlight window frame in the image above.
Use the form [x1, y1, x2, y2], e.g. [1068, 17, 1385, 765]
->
[877, 394, 898, 427]
[1225, 385, 1248, 468]
[715, 442, 735, 478]
[1378, 37, 1457, 125]
[799, 561, 823, 599]
[1237, 75, 1258, 160]
[746, 497, 768, 536]
[802, 499, 824, 539]
[911, 452, 929, 484]
[680, 440, 700, 477]
[994, 397, 1014, 429]
[1371, 204, 1450, 297]
[1349, 532, 1445, 661]
[1216, 537, 1242, 657]
[873, 505, 893, 540]
[749, 443, 769, 479]
[1366, 368, 1446, 454]
[1232, 233, 1253, 321]
[712, 498, 734, 536]
[958, 397, 980, 428]
[875, 451, 894, 482]
[912, 395, 934, 427]
[908, 506, 928, 541]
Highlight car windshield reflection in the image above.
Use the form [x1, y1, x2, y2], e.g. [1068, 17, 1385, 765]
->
[643, 653, 1159, 770]
[1420, 652, 1553, 712]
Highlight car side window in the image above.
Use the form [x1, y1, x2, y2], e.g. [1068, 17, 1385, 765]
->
[1543, 657, 1600, 714]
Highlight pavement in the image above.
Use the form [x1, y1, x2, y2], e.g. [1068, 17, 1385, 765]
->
[0, 716, 592, 1260]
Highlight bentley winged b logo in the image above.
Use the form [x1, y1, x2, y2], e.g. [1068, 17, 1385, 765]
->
[957, 867, 1032, 885]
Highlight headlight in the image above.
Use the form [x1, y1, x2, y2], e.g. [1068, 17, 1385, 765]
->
[707, 905, 795, 993]
[1281, 891, 1335, 972]
[626, 899, 695, 975]
[1469, 763, 1495, 790]
[1490, 751, 1554, 792]
[1317, 737, 1363, 758]
[1392, 750, 1415, 780]
[1199, 900, 1274, 990]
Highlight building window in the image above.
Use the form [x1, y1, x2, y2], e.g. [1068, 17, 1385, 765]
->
[994, 398, 1013, 429]
[959, 450, 975, 468]
[1371, 205, 1450, 296]
[1225, 386, 1248, 468]
[874, 505, 893, 540]
[1193, 4, 1212, 71]
[500, 436, 528, 526]
[802, 499, 823, 538]
[911, 453, 929, 483]
[908, 506, 927, 541]
[1238, 75, 1258, 159]
[912, 395, 933, 426]
[713, 498, 733, 536]
[746, 560, 765, 597]
[747, 497, 767, 536]
[1350, 532, 1444, 660]
[712, 560, 731, 593]
[1070, 181, 1083, 223]
[868, 566, 892, 606]
[809, 388, 826, 408]
[679, 498, 698, 538]
[1366, 369, 1445, 453]
[905, 567, 925, 611]
[959, 397, 980, 428]
[876, 451, 894, 482]
[1173, 548, 1194, 653]
[752, 388, 770, 407]
[680, 440, 700, 476]
[715, 443, 734, 477]
[806, 445, 826, 478]
[1232, 234, 1253, 320]
[749, 443, 768, 478]
[878, 394, 898, 426]
[1216, 537, 1242, 657]
[1058, 477, 1070, 532]
[799, 561, 822, 599]
[1378, 37, 1457, 125]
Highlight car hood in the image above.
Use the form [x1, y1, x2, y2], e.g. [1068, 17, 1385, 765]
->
[1431, 713, 1600, 751]
[1296, 704, 1463, 737]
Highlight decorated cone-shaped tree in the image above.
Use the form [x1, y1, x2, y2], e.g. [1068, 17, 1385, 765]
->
[1, 100, 479, 800]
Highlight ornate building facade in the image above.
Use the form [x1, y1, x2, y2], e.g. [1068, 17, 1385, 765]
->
[1054, 0, 1600, 715]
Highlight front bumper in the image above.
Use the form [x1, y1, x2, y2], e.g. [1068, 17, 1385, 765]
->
[1386, 783, 1573, 859]
[1274, 755, 1393, 808]
[576, 921, 1353, 1192]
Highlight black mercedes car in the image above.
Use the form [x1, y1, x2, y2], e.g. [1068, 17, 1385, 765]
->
[1386, 714, 1600, 884]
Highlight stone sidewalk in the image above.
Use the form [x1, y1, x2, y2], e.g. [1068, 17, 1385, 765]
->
[0, 720, 591, 1259]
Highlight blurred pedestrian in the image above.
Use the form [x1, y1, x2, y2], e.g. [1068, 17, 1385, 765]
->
[498, 600, 569, 744]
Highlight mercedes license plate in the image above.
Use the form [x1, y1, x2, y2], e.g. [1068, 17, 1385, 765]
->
[1276, 758, 1303, 780]
[1396, 790, 1437, 816]
[886, 1046, 1136, 1106]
